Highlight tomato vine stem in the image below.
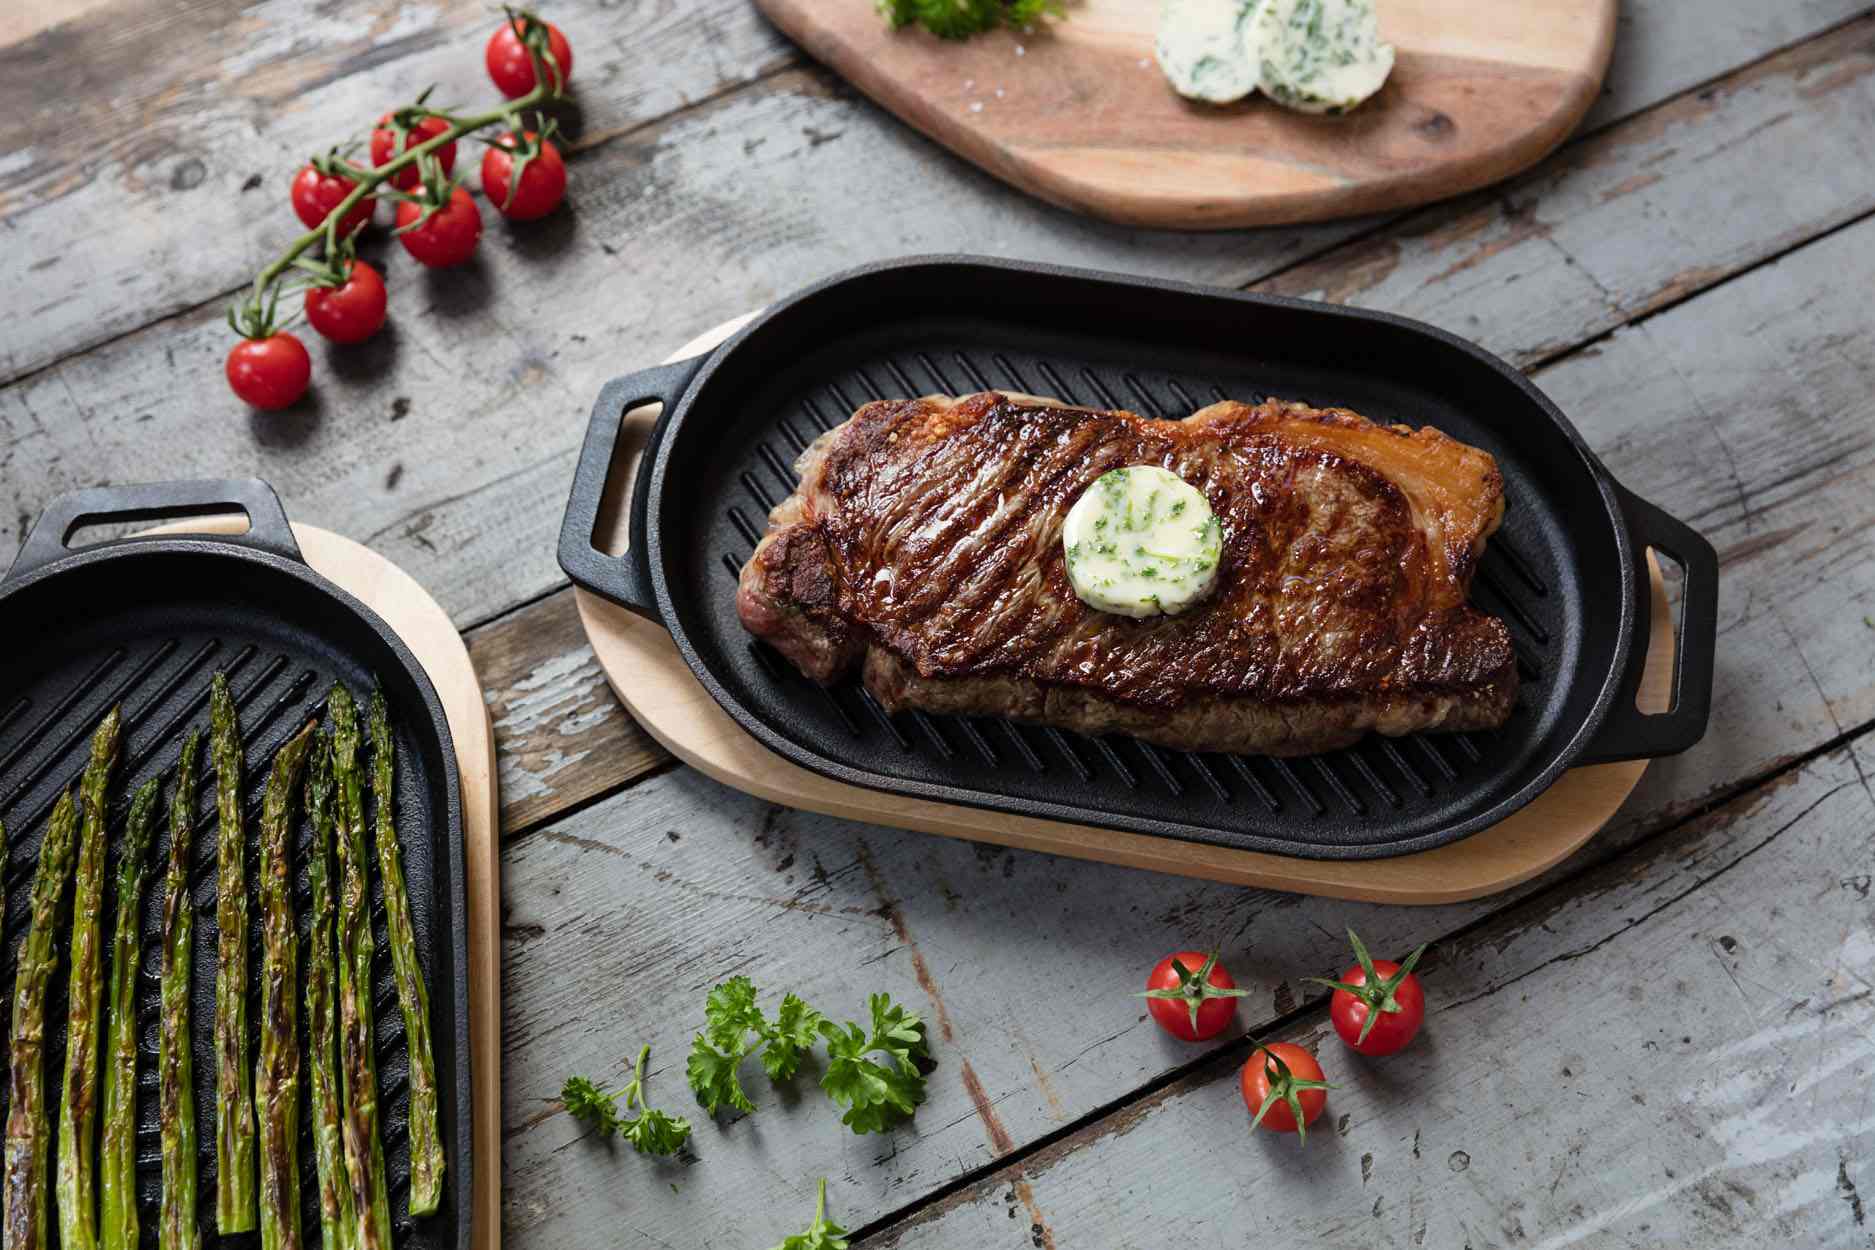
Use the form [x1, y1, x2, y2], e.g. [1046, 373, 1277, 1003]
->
[234, 9, 563, 338]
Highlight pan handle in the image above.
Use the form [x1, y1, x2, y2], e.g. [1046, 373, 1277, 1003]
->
[1577, 485, 1719, 764]
[556, 353, 709, 622]
[4, 478, 304, 584]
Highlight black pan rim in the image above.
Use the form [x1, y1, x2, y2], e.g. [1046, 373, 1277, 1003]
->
[0, 528, 475, 1250]
[640, 255, 1641, 859]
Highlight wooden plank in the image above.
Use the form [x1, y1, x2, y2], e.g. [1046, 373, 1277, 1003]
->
[2, 2, 1864, 638]
[464, 585, 664, 834]
[870, 742, 1875, 1248]
[1258, 11, 1875, 367]
[488, 201, 1875, 1238]
[0, 0, 794, 383]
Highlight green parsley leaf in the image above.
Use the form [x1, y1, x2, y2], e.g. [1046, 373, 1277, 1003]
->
[704, 975, 764, 1049]
[770, 1178, 848, 1250]
[561, 1075, 623, 1137]
[565, 1047, 693, 1156]
[761, 993, 827, 1081]
[620, 1106, 692, 1157]
[818, 993, 930, 1135]
[686, 1034, 756, 1115]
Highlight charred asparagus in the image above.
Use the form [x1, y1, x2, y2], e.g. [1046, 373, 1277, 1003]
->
[211, 673, 256, 1234]
[100, 776, 160, 1250]
[3, 792, 80, 1250]
[157, 734, 202, 1250]
[58, 708, 121, 1250]
[304, 735, 356, 1250]
[367, 691, 443, 1216]
[329, 688, 392, 1250]
[257, 723, 314, 1250]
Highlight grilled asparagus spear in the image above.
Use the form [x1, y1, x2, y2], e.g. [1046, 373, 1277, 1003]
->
[157, 734, 202, 1250]
[210, 673, 256, 1234]
[100, 777, 160, 1250]
[3, 792, 80, 1250]
[330, 688, 392, 1250]
[256, 723, 314, 1250]
[304, 735, 356, 1250]
[58, 707, 121, 1250]
[367, 691, 443, 1216]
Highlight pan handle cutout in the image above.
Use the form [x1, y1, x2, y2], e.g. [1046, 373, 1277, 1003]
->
[4, 478, 303, 583]
[557, 353, 709, 624]
[1578, 486, 1718, 764]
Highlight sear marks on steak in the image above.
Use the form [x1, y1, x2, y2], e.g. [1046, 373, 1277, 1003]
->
[737, 391, 1517, 757]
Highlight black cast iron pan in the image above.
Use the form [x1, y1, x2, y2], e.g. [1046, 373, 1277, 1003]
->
[0, 479, 471, 1250]
[559, 257, 1719, 860]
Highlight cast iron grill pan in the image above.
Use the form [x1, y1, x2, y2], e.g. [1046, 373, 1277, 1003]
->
[0, 480, 470, 1250]
[561, 258, 1718, 860]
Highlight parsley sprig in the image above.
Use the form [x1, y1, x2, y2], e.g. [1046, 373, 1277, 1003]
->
[686, 977, 828, 1114]
[820, 993, 931, 1133]
[770, 1178, 848, 1250]
[876, 0, 1064, 40]
[686, 978, 930, 1135]
[561, 1045, 692, 1156]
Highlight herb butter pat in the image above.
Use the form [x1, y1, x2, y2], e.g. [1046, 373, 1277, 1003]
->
[1250, 0, 1395, 114]
[1063, 466, 1222, 618]
[1155, 0, 1261, 103]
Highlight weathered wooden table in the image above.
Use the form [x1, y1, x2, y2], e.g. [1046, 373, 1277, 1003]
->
[5, 2, 1874, 1245]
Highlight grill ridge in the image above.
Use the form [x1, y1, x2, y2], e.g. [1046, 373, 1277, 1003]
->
[694, 324, 1600, 856]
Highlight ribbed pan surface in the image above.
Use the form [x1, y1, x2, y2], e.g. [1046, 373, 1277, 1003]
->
[687, 337, 1579, 852]
[0, 533, 466, 1249]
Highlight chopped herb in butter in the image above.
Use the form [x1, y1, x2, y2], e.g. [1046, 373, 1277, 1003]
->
[1063, 466, 1222, 617]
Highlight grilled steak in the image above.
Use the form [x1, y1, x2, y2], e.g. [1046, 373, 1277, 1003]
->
[737, 391, 1517, 756]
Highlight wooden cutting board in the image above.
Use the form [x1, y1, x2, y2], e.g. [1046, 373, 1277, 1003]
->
[572, 317, 1674, 905]
[754, 0, 1617, 228]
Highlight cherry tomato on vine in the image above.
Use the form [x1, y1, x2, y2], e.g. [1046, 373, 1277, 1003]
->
[486, 15, 573, 97]
[1240, 1043, 1330, 1141]
[396, 187, 482, 267]
[290, 163, 374, 235]
[226, 333, 311, 410]
[1309, 930, 1428, 1057]
[304, 260, 388, 344]
[372, 112, 456, 191]
[481, 131, 566, 221]
[1140, 952, 1250, 1042]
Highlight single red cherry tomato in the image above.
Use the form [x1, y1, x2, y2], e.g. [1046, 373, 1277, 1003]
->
[486, 16, 573, 97]
[304, 260, 388, 345]
[226, 333, 311, 410]
[1240, 1042, 1330, 1141]
[481, 132, 567, 221]
[1141, 951, 1249, 1042]
[290, 164, 373, 235]
[1312, 930, 1428, 1057]
[395, 187, 482, 268]
[371, 112, 455, 191]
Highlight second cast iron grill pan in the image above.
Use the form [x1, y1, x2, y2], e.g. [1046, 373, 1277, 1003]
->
[0, 480, 471, 1250]
[561, 257, 1718, 860]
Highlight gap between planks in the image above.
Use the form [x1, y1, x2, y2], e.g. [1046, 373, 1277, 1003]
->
[833, 706, 1875, 1242]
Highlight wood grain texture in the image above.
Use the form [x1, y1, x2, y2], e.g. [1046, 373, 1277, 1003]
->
[465, 586, 665, 835]
[872, 745, 1875, 1248]
[753, 0, 1620, 228]
[0, 1, 1861, 637]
